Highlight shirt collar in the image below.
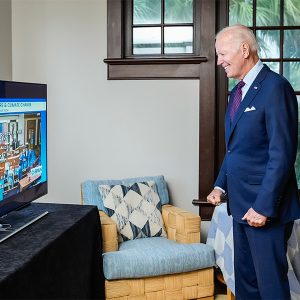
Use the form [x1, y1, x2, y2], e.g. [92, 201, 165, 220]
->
[243, 60, 264, 87]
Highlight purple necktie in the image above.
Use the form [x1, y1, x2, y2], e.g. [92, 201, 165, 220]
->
[230, 80, 245, 122]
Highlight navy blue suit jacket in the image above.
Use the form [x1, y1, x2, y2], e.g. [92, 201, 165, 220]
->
[215, 65, 300, 224]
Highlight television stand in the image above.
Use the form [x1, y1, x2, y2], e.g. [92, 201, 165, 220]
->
[0, 205, 48, 243]
[0, 203, 104, 299]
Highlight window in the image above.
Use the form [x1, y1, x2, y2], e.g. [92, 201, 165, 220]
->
[105, 0, 206, 79]
[126, 0, 195, 56]
[227, 0, 300, 185]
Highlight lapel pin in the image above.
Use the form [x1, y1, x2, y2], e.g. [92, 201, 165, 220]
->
[254, 86, 258, 89]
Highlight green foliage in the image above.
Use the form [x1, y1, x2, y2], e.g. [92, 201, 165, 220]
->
[229, 0, 253, 26]
[133, 0, 161, 24]
[284, 0, 300, 25]
[133, 0, 193, 24]
[256, 0, 280, 26]
[229, 0, 300, 56]
[165, 0, 193, 23]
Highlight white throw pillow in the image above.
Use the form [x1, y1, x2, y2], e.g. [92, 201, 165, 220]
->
[99, 181, 167, 242]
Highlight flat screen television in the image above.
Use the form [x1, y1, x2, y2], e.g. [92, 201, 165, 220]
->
[0, 80, 47, 240]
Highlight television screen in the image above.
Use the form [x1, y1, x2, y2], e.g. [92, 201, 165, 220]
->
[0, 80, 47, 218]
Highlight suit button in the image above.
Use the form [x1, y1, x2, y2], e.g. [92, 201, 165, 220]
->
[228, 150, 231, 153]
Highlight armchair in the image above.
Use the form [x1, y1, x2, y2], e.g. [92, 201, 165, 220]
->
[81, 176, 215, 300]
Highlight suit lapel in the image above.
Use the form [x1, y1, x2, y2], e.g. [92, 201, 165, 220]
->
[226, 65, 270, 146]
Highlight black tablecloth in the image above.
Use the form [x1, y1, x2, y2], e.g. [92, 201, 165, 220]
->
[0, 203, 105, 299]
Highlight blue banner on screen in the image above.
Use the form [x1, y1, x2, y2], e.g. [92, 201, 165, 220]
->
[0, 98, 47, 201]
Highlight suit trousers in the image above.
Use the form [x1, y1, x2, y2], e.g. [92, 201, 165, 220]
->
[233, 219, 293, 300]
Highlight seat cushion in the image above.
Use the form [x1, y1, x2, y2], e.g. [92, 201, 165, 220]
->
[103, 237, 215, 280]
[82, 175, 169, 213]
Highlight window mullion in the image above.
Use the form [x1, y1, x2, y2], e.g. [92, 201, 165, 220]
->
[253, 0, 256, 33]
[161, 0, 164, 55]
[279, 0, 284, 75]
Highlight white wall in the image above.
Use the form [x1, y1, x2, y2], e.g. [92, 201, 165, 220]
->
[0, 0, 12, 80]
[11, 0, 200, 215]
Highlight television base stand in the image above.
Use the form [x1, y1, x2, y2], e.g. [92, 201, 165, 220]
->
[0, 207, 48, 243]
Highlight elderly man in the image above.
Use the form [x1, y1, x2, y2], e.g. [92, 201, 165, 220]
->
[207, 24, 300, 299]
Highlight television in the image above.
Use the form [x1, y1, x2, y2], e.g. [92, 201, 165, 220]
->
[0, 80, 47, 241]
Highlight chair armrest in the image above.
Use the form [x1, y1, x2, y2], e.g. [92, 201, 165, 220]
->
[162, 204, 200, 243]
[99, 211, 118, 252]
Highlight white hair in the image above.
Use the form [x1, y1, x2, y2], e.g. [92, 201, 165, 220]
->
[216, 24, 259, 53]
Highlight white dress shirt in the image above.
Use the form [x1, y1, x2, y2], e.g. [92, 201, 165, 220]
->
[241, 60, 264, 100]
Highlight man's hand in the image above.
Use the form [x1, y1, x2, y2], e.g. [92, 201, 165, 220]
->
[207, 189, 223, 206]
[242, 207, 267, 227]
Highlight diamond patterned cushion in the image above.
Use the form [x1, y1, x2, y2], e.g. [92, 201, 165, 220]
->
[98, 181, 167, 242]
[82, 175, 169, 213]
